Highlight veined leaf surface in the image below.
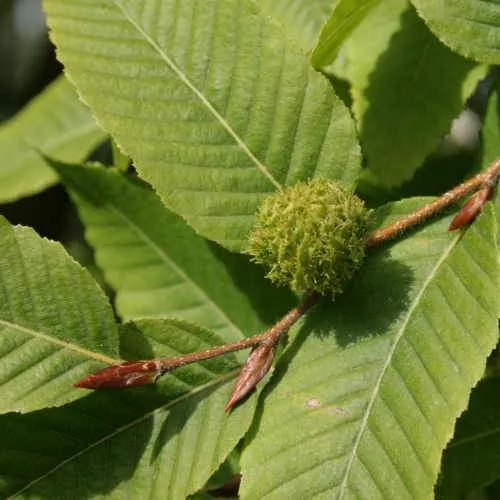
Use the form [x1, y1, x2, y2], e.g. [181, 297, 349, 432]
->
[311, 0, 381, 68]
[240, 199, 498, 498]
[0, 76, 105, 203]
[0, 216, 118, 413]
[43, 0, 361, 252]
[51, 161, 294, 339]
[411, 0, 500, 64]
[340, 3, 482, 187]
[0, 318, 256, 499]
[258, 0, 334, 53]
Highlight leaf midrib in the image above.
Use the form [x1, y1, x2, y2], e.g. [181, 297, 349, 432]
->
[0, 318, 116, 364]
[11, 368, 240, 496]
[336, 232, 461, 498]
[112, 0, 282, 191]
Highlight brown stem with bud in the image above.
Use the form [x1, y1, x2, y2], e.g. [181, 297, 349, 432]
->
[75, 159, 500, 409]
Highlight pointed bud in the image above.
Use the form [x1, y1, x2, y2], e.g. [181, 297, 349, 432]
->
[225, 341, 276, 412]
[74, 360, 162, 389]
[449, 186, 493, 231]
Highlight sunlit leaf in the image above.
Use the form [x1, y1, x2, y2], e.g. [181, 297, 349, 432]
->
[412, 0, 500, 64]
[43, 0, 361, 252]
[341, 3, 482, 187]
[240, 198, 498, 498]
[258, 0, 334, 53]
[50, 161, 294, 338]
[311, 0, 381, 68]
[0, 216, 118, 413]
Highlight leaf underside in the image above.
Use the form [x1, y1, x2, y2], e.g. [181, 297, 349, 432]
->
[0, 75, 105, 203]
[240, 199, 498, 499]
[43, 0, 361, 252]
[311, 0, 381, 68]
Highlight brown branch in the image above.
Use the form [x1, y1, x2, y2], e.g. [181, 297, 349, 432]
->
[75, 159, 500, 403]
[366, 158, 500, 248]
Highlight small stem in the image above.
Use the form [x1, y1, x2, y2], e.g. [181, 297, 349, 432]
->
[75, 159, 500, 393]
[366, 158, 500, 248]
[157, 291, 319, 373]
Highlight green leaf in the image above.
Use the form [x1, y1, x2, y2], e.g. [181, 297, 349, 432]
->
[257, 0, 334, 53]
[482, 82, 500, 169]
[437, 377, 500, 499]
[1, 318, 256, 499]
[480, 82, 500, 305]
[311, 0, 381, 68]
[343, 4, 481, 187]
[240, 198, 498, 498]
[0, 75, 105, 203]
[51, 161, 294, 338]
[411, 0, 500, 64]
[0, 216, 118, 413]
[43, 0, 361, 252]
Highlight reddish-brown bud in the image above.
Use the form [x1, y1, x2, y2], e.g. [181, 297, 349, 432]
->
[448, 186, 493, 231]
[225, 341, 276, 412]
[74, 360, 162, 389]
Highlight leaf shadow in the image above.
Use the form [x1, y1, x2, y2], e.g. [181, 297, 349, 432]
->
[149, 375, 230, 463]
[208, 241, 296, 330]
[1, 387, 164, 499]
[359, 5, 475, 182]
[265, 251, 414, 394]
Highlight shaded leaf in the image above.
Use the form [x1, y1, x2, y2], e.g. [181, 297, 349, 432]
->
[343, 4, 481, 187]
[0, 75, 105, 203]
[412, 0, 500, 64]
[1, 318, 256, 499]
[240, 198, 498, 498]
[0, 215, 118, 413]
[43, 0, 361, 252]
[437, 377, 500, 499]
[51, 161, 294, 338]
[311, 0, 381, 68]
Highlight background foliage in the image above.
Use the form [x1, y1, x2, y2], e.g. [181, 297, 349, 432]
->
[0, 0, 498, 498]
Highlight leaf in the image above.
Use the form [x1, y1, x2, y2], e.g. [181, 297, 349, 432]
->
[343, 3, 481, 187]
[411, 0, 500, 65]
[257, 0, 335, 53]
[479, 81, 500, 264]
[482, 83, 500, 169]
[311, 0, 381, 68]
[240, 198, 498, 498]
[437, 377, 500, 499]
[0, 216, 118, 413]
[0, 318, 256, 499]
[0, 75, 105, 203]
[50, 161, 294, 338]
[43, 0, 361, 252]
